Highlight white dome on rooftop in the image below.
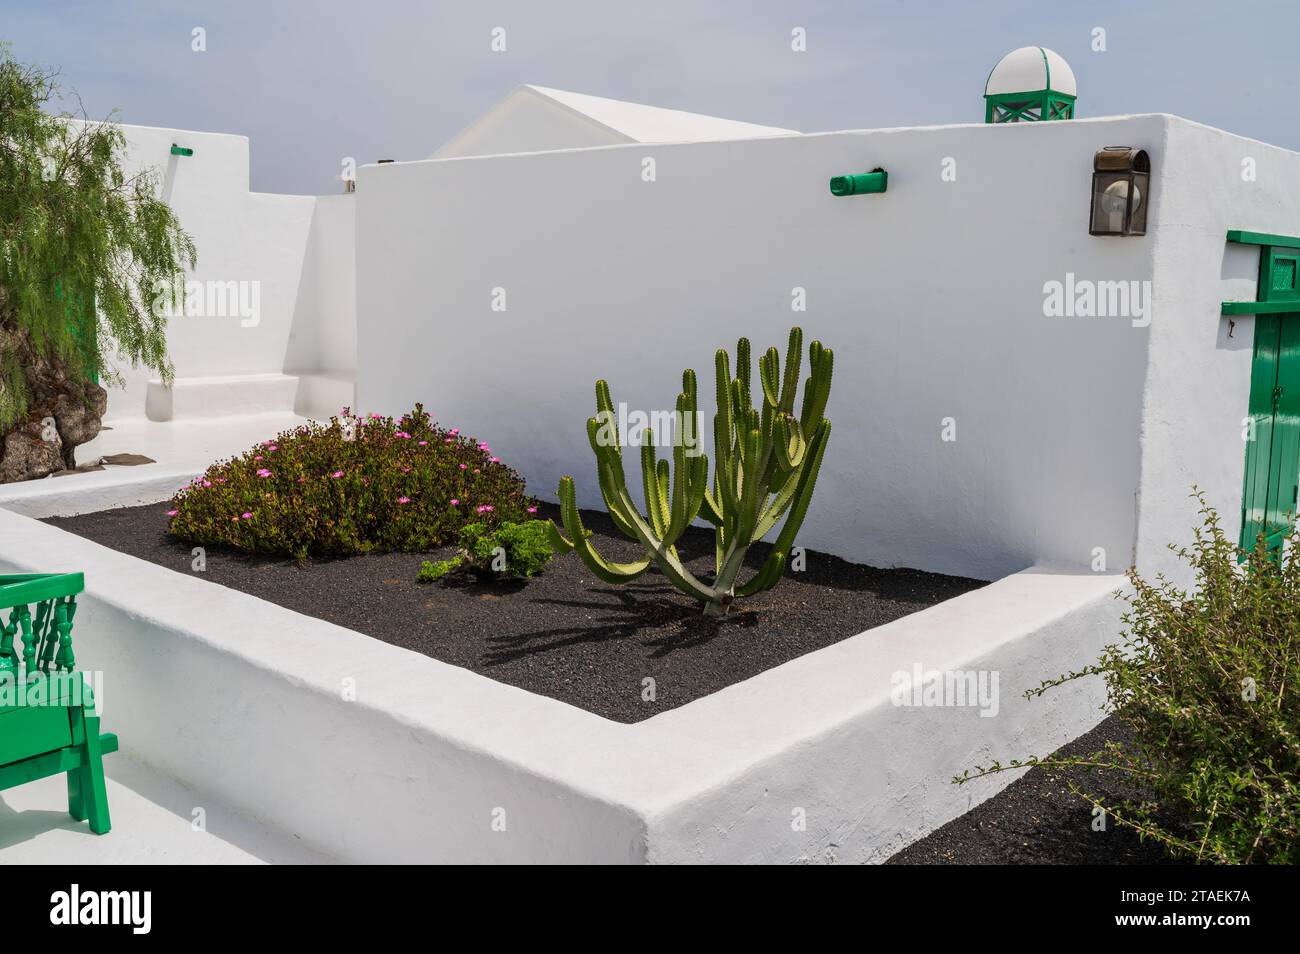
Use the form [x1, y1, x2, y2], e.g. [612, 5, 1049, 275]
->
[985, 46, 1077, 97]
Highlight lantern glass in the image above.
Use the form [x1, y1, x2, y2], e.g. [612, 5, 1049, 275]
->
[1127, 170, 1149, 235]
[1090, 171, 1129, 235]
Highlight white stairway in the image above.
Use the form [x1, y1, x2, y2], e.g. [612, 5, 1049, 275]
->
[146, 372, 355, 422]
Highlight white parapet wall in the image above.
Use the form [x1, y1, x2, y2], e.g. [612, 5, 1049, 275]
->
[0, 507, 1122, 864]
[85, 122, 356, 423]
[355, 116, 1163, 582]
[354, 112, 1300, 585]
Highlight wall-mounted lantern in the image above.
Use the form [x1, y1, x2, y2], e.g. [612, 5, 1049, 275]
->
[1089, 147, 1149, 236]
[829, 168, 887, 197]
[170, 143, 193, 157]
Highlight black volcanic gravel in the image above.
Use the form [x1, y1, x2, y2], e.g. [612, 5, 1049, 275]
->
[887, 715, 1181, 865]
[45, 502, 986, 723]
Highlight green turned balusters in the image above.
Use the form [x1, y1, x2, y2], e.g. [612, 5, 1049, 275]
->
[0, 594, 80, 676]
[36, 599, 58, 672]
[0, 607, 16, 674]
[17, 604, 35, 674]
[55, 596, 77, 672]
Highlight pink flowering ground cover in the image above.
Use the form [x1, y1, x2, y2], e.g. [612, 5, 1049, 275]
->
[165, 404, 536, 558]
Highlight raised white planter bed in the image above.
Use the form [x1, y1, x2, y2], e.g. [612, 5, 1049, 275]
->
[0, 506, 1121, 864]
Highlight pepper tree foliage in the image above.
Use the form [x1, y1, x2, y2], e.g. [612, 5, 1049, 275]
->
[0, 45, 195, 429]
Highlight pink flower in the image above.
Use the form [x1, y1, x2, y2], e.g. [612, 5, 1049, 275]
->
[472, 468, 481, 475]
[418, 440, 428, 446]
[449, 428, 460, 436]
[254, 455, 264, 461]
[331, 471, 344, 478]
[241, 512, 253, 520]
[444, 437, 453, 444]
[256, 468, 272, 478]
[216, 477, 227, 484]
[449, 499, 460, 506]
[166, 509, 179, 517]
[477, 442, 490, 452]
[459, 463, 467, 470]
[396, 431, 411, 439]
[476, 505, 494, 513]
[526, 506, 538, 514]
[202, 480, 212, 488]
[398, 496, 411, 504]
[489, 457, 501, 464]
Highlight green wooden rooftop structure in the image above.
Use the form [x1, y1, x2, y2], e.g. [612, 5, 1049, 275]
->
[984, 46, 1078, 123]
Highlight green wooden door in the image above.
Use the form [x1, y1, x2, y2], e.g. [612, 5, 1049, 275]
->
[1241, 246, 1300, 552]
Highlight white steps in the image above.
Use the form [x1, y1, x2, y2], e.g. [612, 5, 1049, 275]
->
[146, 372, 355, 422]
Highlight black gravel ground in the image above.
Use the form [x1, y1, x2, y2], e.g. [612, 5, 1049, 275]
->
[46, 502, 986, 723]
[887, 715, 1181, 864]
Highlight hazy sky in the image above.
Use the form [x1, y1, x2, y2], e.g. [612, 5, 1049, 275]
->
[3, 0, 1296, 195]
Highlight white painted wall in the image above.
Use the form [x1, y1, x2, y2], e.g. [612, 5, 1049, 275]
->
[359, 113, 1300, 581]
[286, 193, 357, 375]
[90, 113, 1290, 582]
[91, 123, 356, 422]
[357, 116, 1171, 580]
[1134, 118, 1300, 583]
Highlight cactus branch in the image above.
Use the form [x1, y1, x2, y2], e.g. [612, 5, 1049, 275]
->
[552, 328, 832, 615]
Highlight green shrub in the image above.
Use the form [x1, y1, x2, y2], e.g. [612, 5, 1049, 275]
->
[167, 405, 536, 558]
[417, 557, 462, 583]
[956, 493, 1300, 863]
[418, 520, 554, 583]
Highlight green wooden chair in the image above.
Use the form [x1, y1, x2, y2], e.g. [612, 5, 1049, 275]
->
[0, 572, 117, 835]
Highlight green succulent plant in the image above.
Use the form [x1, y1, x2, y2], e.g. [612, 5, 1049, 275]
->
[418, 520, 554, 582]
[548, 327, 832, 616]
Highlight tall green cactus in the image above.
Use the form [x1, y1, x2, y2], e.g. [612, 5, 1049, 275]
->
[548, 328, 832, 616]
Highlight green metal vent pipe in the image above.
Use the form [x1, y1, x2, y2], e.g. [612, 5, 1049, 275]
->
[829, 169, 887, 196]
